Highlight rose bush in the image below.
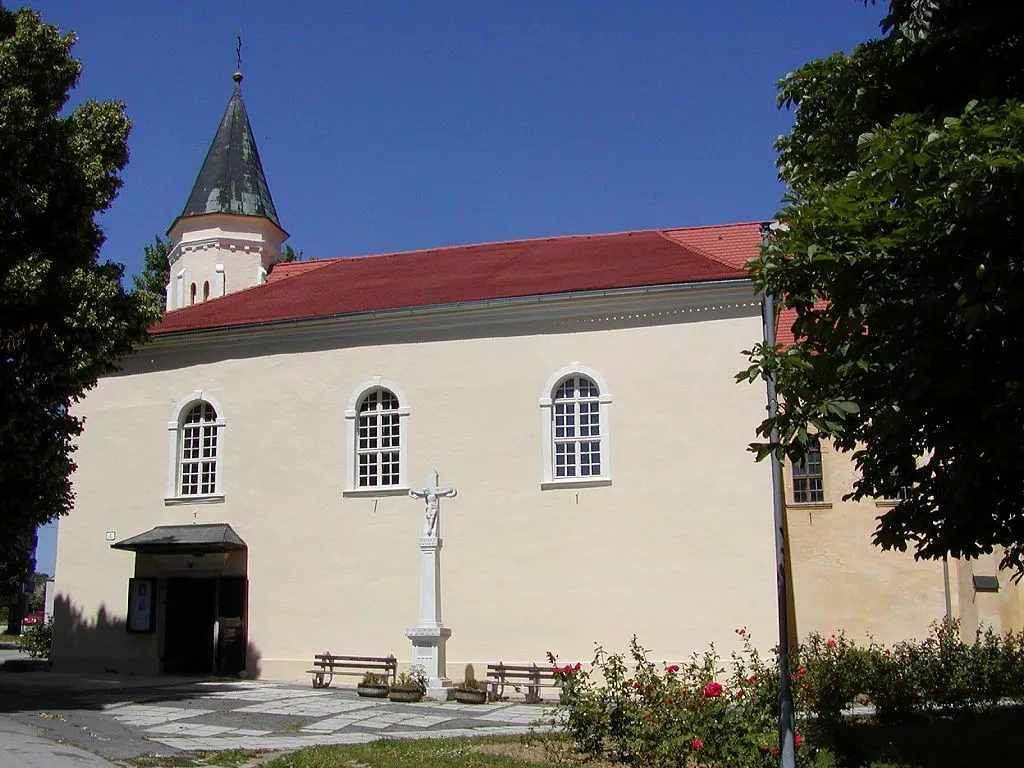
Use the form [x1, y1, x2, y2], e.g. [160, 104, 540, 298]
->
[552, 622, 1024, 765]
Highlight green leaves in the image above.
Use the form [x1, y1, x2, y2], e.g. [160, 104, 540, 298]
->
[0, 6, 152, 589]
[741, 0, 1024, 577]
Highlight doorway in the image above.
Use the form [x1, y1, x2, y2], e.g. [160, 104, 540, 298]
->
[164, 577, 217, 674]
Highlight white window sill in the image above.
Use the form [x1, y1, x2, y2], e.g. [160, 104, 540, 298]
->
[875, 500, 900, 508]
[164, 494, 225, 506]
[787, 501, 833, 510]
[541, 478, 612, 491]
[342, 487, 410, 498]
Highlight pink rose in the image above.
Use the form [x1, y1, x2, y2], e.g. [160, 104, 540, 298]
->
[691, 738, 703, 750]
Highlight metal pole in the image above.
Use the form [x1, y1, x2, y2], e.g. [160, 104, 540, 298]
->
[762, 288, 796, 768]
[942, 556, 953, 629]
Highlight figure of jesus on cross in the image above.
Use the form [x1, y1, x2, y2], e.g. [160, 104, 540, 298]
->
[409, 470, 456, 538]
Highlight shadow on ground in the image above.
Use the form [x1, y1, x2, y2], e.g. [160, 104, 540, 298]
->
[814, 707, 1024, 767]
[0, 594, 263, 716]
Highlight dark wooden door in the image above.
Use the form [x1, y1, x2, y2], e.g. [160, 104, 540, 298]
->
[216, 576, 247, 675]
[164, 577, 216, 674]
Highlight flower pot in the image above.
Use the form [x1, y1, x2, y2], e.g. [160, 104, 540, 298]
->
[388, 688, 424, 703]
[454, 687, 487, 704]
[357, 683, 389, 698]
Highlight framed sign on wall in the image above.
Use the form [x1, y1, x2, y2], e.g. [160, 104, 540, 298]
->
[126, 578, 156, 633]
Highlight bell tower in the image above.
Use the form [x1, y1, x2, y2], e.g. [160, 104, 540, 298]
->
[165, 71, 288, 310]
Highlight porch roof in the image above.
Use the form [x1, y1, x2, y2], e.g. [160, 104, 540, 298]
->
[111, 523, 246, 554]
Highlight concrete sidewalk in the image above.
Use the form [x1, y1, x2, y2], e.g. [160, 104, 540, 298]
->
[0, 715, 115, 767]
[0, 672, 559, 762]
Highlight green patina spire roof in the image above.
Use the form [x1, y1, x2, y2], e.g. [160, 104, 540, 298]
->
[180, 72, 280, 226]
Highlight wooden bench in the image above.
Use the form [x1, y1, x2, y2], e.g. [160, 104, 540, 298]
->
[486, 662, 559, 704]
[307, 652, 397, 689]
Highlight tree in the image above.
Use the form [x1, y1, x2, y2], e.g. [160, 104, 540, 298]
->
[0, 7, 156, 593]
[739, 1, 1024, 575]
[132, 234, 171, 314]
[280, 244, 305, 262]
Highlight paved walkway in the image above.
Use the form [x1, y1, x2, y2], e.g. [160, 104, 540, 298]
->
[0, 716, 116, 767]
[0, 673, 558, 763]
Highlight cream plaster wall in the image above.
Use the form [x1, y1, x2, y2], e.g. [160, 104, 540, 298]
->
[54, 297, 780, 680]
[786, 441, 1024, 644]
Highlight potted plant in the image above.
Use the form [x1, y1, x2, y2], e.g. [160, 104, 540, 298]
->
[454, 678, 487, 704]
[388, 665, 427, 702]
[357, 671, 390, 698]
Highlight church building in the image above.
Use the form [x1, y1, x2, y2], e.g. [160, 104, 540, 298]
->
[51, 74, 1020, 683]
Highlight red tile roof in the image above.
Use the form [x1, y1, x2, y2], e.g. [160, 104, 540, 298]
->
[154, 222, 763, 335]
[776, 307, 799, 346]
[265, 259, 340, 282]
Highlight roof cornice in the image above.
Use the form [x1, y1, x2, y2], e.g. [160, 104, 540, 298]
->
[139, 278, 759, 361]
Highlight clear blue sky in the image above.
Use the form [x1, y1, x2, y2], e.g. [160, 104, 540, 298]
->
[29, 0, 886, 575]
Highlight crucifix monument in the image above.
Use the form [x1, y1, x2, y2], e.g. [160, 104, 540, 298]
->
[405, 469, 456, 699]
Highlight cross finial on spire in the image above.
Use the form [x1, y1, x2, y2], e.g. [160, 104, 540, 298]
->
[233, 32, 243, 85]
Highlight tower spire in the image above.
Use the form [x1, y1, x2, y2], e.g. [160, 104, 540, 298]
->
[176, 71, 280, 226]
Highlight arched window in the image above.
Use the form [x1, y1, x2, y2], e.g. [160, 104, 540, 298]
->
[202, 281, 210, 301]
[344, 378, 410, 495]
[540, 365, 612, 487]
[791, 437, 824, 503]
[190, 282, 197, 305]
[166, 392, 226, 502]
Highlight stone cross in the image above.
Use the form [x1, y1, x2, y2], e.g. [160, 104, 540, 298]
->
[409, 469, 456, 538]
[405, 469, 456, 699]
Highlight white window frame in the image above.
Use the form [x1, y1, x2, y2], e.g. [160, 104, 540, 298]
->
[343, 377, 410, 497]
[165, 390, 226, 504]
[539, 364, 612, 489]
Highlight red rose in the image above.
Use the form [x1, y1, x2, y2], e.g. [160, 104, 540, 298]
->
[702, 682, 722, 698]
[827, 639, 837, 649]
[667, 665, 679, 673]
[747, 675, 756, 684]
[691, 738, 703, 750]
[795, 735, 803, 746]
[795, 667, 806, 679]
[664, 698, 673, 704]
[632, 681, 640, 689]
[573, 662, 581, 671]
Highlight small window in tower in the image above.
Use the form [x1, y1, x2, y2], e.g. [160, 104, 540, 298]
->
[190, 283, 197, 305]
[203, 281, 210, 301]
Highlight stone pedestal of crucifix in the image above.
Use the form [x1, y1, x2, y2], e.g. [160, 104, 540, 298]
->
[405, 469, 456, 700]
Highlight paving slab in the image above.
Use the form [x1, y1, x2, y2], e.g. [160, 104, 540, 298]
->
[0, 715, 116, 768]
[0, 672, 560, 761]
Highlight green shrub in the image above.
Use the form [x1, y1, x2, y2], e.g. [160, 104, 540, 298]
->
[552, 621, 1024, 764]
[550, 634, 788, 768]
[20, 615, 52, 659]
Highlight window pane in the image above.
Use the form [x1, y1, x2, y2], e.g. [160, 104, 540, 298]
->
[355, 388, 402, 487]
[550, 374, 604, 481]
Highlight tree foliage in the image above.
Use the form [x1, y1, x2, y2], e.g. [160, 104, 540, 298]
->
[739, 1, 1024, 574]
[0, 7, 156, 590]
[132, 234, 171, 314]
